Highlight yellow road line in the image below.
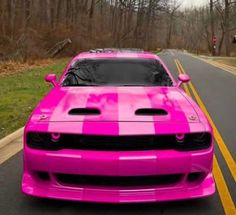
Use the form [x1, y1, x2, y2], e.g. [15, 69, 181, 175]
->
[176, 59, 236, 182]
[175, 59, 236, 215]
[174, 59, 191, 96]
[213, 156, 236, 215]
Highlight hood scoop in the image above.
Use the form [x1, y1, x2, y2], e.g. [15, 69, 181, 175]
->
[135, 108, 168, 116]
[68, 108, 100, 115]
[39, 87, 199, 123]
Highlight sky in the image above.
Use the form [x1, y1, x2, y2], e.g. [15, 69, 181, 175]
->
[181, 0, 208, 8]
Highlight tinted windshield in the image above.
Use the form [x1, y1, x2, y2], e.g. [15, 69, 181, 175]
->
[62, 58, 173, 87]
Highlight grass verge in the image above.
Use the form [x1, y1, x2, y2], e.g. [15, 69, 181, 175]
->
[0, 58, 68, 139]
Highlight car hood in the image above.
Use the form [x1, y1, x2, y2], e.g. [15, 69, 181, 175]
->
[32, 86, 200, 124]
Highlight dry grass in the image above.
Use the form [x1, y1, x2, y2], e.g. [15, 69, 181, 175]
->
[0, 58, 62, 76]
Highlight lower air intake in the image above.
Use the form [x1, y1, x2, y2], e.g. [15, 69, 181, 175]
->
[55, 174, 183, 187]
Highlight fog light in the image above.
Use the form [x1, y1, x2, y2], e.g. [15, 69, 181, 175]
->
[187, 172, 201, 182]
[37, 171, 50, 181]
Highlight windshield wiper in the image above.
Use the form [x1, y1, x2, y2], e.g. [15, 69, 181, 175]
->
[63, 83, 98, 87]
[77, 83, 98, 86]
[65, 68, 95, 86]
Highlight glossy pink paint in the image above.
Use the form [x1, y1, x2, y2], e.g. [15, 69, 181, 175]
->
[22, 51, 215, 203]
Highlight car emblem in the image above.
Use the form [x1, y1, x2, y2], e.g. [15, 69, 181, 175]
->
[189, 115, 197, 121]
[39, 114, 48, 120]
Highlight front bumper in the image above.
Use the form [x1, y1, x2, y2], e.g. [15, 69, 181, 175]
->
[22, 147, 215, 203]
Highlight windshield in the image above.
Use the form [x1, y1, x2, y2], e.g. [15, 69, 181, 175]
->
[62, 58, 173, 87]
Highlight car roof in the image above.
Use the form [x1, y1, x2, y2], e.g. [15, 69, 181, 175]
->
[72, 49, 160, 61]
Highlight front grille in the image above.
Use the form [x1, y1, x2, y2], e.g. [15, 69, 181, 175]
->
[55, 174, 183, 187]
[64, 135, 177, 150]
[27, 132, 211, 151]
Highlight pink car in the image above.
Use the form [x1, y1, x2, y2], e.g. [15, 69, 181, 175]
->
[22, 49, 215, 203]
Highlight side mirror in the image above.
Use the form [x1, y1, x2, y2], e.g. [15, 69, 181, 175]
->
[44, 74, 57, 86]
[177, 74, 190, 87]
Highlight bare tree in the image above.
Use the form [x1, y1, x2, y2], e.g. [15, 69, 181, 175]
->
[0, 0, 235, 61]
[166, 0, 181, 48]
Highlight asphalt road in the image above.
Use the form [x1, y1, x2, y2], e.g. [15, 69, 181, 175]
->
[0, 50, 235, 215]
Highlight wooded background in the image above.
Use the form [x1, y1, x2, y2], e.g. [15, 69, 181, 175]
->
[0, 0, 236, 61]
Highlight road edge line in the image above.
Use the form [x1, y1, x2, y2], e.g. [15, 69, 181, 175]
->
[188, 54, 236, 76]
[207, 60, 236, 75]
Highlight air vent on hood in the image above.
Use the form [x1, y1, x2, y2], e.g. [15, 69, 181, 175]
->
[135, 108, 168, 116]
[68, 108, 100, 115]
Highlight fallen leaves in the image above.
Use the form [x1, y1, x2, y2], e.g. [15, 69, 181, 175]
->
[0, 58, 56, 76]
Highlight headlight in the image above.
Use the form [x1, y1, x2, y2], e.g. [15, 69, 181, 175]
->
[26, 132, 212, 151]
[176, 132, 212, 151]
[26, 132, 62, 150]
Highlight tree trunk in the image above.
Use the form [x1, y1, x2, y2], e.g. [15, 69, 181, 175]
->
[22, 0, 31, 62]
[210, 0, 215, 55]
[224, 0, 231, 56]
[218, 21, 225, 56]
[166, 14, 174, 48]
